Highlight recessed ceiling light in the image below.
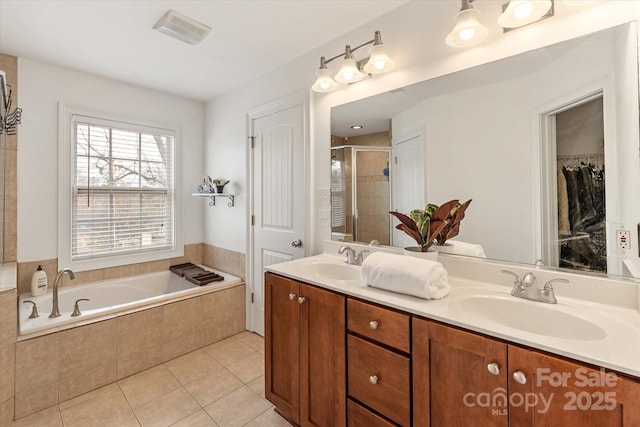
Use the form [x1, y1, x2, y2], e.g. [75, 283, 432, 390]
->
[351, 125, 363, 130]
[153, 10, 211, 45]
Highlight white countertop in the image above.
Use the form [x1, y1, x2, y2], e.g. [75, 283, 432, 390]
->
[266, 252, 640, 379]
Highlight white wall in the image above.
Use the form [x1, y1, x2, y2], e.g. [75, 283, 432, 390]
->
[17, 58, 205, 262]
[204, 1, 640, 259]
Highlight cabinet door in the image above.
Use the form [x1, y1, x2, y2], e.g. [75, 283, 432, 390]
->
[622, 377, 640, 425]
[299, 283, 346, 426]
[265, 273, 300, 424]
[508, 345, 622, 426]
[413, 318, 508, 427]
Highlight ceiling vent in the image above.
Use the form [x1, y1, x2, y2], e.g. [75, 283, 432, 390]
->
[153, 10, 211, 45]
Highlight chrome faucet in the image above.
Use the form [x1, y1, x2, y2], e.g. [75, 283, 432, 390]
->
[338, 246, 369, 266]
[50, 268, 75, 318]
[500, 270, 569, 304]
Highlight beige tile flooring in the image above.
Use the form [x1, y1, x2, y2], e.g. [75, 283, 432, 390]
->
[9, 332, 291, 427]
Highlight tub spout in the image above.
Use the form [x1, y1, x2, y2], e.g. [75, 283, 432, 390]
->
[49, 268, 75, 318]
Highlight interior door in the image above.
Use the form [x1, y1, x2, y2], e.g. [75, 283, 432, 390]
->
[250, 102, 306, 335]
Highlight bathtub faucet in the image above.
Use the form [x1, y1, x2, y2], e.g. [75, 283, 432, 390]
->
[49, 268, 75, 318]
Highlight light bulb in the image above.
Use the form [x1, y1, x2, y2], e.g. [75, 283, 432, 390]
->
[311, 67, 340, 93]
[363, 43, 396, 74]
[498, 0, 553, 29]
[335, 48, 365, 84]
[445, 8, 488, 48]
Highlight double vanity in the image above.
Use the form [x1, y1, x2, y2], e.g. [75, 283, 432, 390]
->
[264, 242, 640, 426]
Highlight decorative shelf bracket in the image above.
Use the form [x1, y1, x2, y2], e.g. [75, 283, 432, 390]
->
[192, 193, 235, 207]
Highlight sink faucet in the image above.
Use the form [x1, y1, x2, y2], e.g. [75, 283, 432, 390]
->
[338, 246, 369, 266]
[50, 268, 75, 318]
[500, 270, 569, 304]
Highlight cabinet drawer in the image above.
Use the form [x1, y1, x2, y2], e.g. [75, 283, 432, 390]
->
[348, 335, 410, 426]
[347, 399, 396, 427]
[347, 298, 410, 352]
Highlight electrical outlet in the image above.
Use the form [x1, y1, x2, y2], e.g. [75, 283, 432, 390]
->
[617, 230, 630, 250]
[318, 209, 331, 226]
[318, 188, 330, 206]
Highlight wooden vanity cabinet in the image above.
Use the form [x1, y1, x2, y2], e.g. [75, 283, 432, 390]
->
[413, 318, 508, 427]
[413, 317, 640, 427]
[347, 298, 411, 426]
[264, 272, 346, 426]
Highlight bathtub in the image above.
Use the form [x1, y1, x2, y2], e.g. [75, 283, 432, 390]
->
[18, 267, 242, 338]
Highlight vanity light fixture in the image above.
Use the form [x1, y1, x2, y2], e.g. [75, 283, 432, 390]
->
[445, 0, 489, 48]
[498, 0, 553, 29]
[153, 9, 211, 45]
[311, 31, 395, 93]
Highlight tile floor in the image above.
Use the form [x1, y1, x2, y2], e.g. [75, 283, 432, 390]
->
[9, 332, 291, 427]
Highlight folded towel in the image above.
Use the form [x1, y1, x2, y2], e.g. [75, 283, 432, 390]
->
[360, 251, 450, 299]
[623, 259, 640, 279]
[437, 240, 487, 258]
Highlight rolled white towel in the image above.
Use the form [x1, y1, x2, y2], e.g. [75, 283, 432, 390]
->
[437, 240, 486, 258]
[360, 252, 450, 300]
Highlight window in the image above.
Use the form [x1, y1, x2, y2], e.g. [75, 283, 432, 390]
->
[59, 108, 182, 271]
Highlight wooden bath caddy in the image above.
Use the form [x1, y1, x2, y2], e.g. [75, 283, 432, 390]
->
[170, 262, 225, 286]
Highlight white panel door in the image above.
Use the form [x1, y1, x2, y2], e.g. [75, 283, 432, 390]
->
[250, 103, 305, 335]
[391, 131, 425, 247]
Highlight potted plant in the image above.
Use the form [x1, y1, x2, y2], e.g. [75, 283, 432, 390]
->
[390, 199, 472, 258]
[213, 178, 230, 194]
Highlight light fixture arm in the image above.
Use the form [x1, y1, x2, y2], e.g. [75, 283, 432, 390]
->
[322, 31, 381, 66]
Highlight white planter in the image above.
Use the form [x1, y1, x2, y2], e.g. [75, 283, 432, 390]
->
[403, 247, 438, 261]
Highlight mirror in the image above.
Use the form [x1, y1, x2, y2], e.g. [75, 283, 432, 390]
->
[331, 22, 640, 278]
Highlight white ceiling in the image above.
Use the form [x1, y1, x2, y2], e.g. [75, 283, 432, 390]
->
[0, 0, 408, 101]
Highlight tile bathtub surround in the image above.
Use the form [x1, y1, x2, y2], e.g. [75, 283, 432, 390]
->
[16, 243, 205, 294]
[13, 283, 246, 420]
[203, 244, 245, 280]
[0, 289, 17, 423]
[8, 332, 290, 427]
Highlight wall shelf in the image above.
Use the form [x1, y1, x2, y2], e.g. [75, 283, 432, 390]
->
[192, 193, 235, 207]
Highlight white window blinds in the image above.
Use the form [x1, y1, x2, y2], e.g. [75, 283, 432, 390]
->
[331, 158, 346, 227]
[71, 116, 175, 261]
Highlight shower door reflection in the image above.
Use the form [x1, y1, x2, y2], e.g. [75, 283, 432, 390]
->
[331, 146, 391, 245]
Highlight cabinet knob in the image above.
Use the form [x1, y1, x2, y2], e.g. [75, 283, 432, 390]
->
[288, 293, 296, 301]
[369, 375, 379, 385]
[513, 371, 527, 385]
[487, 362, 501, 376]
[298, 296, 306, 305]
[369, 320, 379, 330]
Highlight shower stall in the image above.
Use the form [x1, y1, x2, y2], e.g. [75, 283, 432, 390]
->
[330, 145, 391, 245]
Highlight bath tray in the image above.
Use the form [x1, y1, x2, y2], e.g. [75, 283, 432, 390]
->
[170, 263, 224, 286]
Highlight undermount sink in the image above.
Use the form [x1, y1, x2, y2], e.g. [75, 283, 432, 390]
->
[298, 262, 361, 281]
[459, 295, 607, 341]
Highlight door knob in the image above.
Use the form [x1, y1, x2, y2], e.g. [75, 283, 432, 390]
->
[288, 293, 296, 301]
[298, 296, 306, 304]
[291, 239, 303, 248]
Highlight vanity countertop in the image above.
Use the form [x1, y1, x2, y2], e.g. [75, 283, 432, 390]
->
[266, 253, 640, 379]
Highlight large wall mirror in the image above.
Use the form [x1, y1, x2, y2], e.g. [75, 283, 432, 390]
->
[331, 22, 640, 279]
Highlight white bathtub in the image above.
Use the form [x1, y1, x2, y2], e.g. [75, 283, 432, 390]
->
[18, 267, 242, 337]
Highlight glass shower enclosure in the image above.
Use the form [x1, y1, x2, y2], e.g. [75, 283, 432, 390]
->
[330, 145, 391, 245]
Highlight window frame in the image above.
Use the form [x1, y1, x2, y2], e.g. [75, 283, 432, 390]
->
[58, 105, 183, 272]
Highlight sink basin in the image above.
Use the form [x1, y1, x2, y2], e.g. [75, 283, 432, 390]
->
[298, 262, 361, 281]
[459, 295, 607, 341]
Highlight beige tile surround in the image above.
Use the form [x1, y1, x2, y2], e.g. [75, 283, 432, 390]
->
[14, 283, 246, 419]
[11, 243, 248, 421]
[9, 333, 288, 427]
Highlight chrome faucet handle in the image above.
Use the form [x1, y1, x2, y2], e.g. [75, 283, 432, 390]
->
[23, 300, 39, 319]
[500, 270, 521, 285]
[522, 272, 537, 287]
[355, 250, 370, 265]
[540, 278, 569, 304]
[71, 298, 90, 317]
[338, 246, 356, 264]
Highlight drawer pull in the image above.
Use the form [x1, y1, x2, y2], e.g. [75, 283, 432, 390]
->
[298, 296, 306, 305]
[487, 362, 500, 376]
[288, 293, 296, 301]
[369, 374, 379, 385]
[513, 371, 527, 385]
[369, 320, 379, 330]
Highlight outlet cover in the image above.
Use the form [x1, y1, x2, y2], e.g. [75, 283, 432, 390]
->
[318, 188, 330, 206]
[318, 209, 331, 226]
[617, 230, 630, 250]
